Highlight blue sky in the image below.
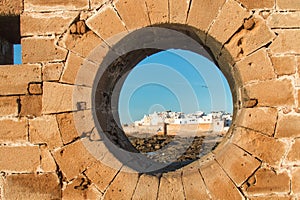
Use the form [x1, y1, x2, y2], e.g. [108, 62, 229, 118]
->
[14, 44, 22, 64]
[119, 49, 233, 124]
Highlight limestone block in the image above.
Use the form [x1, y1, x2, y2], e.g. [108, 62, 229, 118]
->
[0, 96, 18, 117]
[169, 0, 189, 24]
[158, 171, 185, 200]
[232, 128, 286, 166]
[0, 0, 23, 15]
[22, 38, 68, 63]
[216, 143, 261, 186]
[276, 115, 300, 138]
[277, 0, 300, 10]
[0, 146, 39, 172]
[29, 115, 63, 150]
[43, 63, 64, 81]
[56, 112, 79, 144]
[270, 30, 300, 54]
[236, 107, 277, 136]
[40, 145, 57, 172]
[292, 168, 300, 194]
[287, 139, 300, 162]
[28, 83, 42, 95]
[268, 12, 300, 28]
[0, 64, 41, 95]
[145, 0, 168, 24]
[132, 174, 159, 200]
[60, 52, 84, 84]
[270, 55, 296, 76]
[237, 0, 275, 9]
[243, 79, 294, 107]
[21, 12, 78, 36]
[114, 0, 150, 30]
[200, 160, 244, 199]
[24, 0, 88, 11]
[242, 168, 290, 195]
[0, 119, 27, 142]
[235, 48, 275, 84]
[3, 173, 61, 199]
[104, 171, 139, 199]
[249, 197, 292, 200]
[20, 95, 42, 117]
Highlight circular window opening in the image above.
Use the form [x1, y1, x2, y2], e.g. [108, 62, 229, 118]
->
[91, 26, 235, 173]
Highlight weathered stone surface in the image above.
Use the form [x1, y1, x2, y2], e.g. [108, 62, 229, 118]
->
[268, 12, 300, 28]
[158, 171, 185, 200]
[169, 0, 189, 24]
[277, 0, 300, 10]
[53, 140, 97, 180]
[292, 168, 300, 194]
[22, 38, 68, 63]
[3, 173, 61, 199]
[28, 83, 42, 95]
[224, 17, 276, 60]
[40, 145, 57, 172]
[0, 119, 27, 142]
[249, 197, 292, 200]
[0, 146, 39, 172]
[275, 115, 300, 138]
[86, 6, 127, 40]
[43, 63, 64, 81]
[236, 107, 277, 136]
[237, 0, 275, 9]
[104, 171, 139, 199]
[21, 12, 78, 36]
[200, 160, 243, 199]
[0, 0, 23, 15]
[232, 128, 286, 166]
[60, 52, 84, 84]
[243, 79, 294, 107]
[29, 115, 63, 150]
[90, 0, 106, 9]
[20, 95, 42, 117]
[24, 0, 89, 11]
[182, 169, 210, 199]
[145, 0, 168, 24]
[242, 168, 290, 195]
[132, 174, 159, 200]
[286, 139, 300, 162]
[235, 48, 275, 84]
[114, 0, 150, 30]
[0, 64, 41, 95]
[85, 162, 120, 193]
[56, 112, 79, 144]
[270, 30, 300, 54]
[0, 96, 18, 116]
[216, 143, 261, 186]
[270, 55, 296, 76]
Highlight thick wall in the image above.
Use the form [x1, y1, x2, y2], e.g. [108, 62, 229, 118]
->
[0, 0, 300, 199]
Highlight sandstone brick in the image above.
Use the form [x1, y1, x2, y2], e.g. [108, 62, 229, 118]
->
[60, 52, 84, 84]
[270, 30, 300, 54]
[0, 146, 39, 172]
[20, 95, 42, 117]
[182, 169, 210, 199]
[0, 0, 23, 15]
[270, 55, 296, 76]
[53, 140, 97, 180]
[158, 171, 185, 200]
[0, 119, 27, 142]
[235, 48, 275, 84]
[224, 17, 275, 60]
[237, 0, 275, 9]
[114, 0, 150, 30]
[207, 0, 250, 48]
[286, 139, 300, 162]
[40, 145, 57, 172]
[75, 60, 99, 87]
[104, 171, 139, 199]
[200, 160, 243, 199]
[277, 0, 300, 10]
[169, 0, 189, 24]
[249, 197, 292, 200]
[243, 79, 294, 107]
[43, 63, 64, 81]
[24, 0, 88, 11]
[22, 38, 68, 63]
[56, 112, 79, 144]
[85, 162, 120, 193]
[86, 6, 127, 40]
[0, 64, 41, 95]
[216, 143, 261, 186]
[0, 96, 18, 116]
[276, 115, 300, 138]
[232, 128, 286, 166]
[268, 12, 300, 28]
[292, 168, 300, 194]
[21, 12, 78, 36]
[42, 82, 91, 114]
[236, 107, 277, 136]
[132, 174, 159, 200]
[28, 83, 42, 95]
[3, 173, 61, 199]
[29, 115, 63, 150]
[242, 168, 290, 195]
[145, 0, 168, 24]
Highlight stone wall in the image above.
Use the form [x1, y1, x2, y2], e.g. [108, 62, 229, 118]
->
[0, 0, 300, 199]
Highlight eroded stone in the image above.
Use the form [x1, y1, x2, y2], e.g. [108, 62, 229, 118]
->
[0, 119, 27, 142]
[0, 96, 19, 116]
[145, 0, 168, 24]
[158, 171, 185, 200]
[270, 55, 297, 76]
[275, 115, 300, 138]
[132, 174, 159, 200]
[20, 95, 42, 117]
